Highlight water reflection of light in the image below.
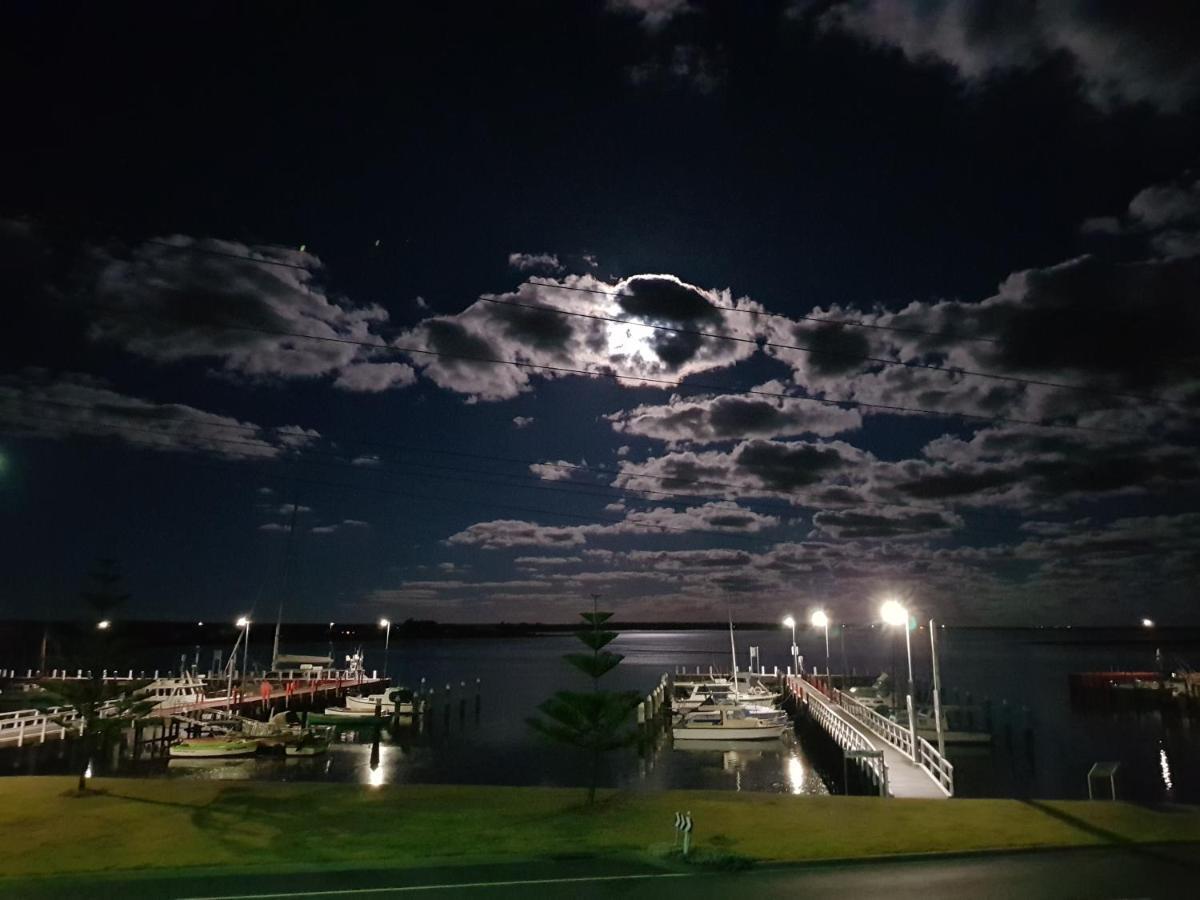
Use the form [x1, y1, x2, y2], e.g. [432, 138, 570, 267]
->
[786, 755, 805, 794]
[1160, 747, 1173, 793]
[366, 746, 388, 787]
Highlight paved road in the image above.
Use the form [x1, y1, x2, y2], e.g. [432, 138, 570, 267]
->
[4, 845, 1197, 900]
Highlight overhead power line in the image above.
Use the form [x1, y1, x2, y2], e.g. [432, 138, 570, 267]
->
[2, 401, 1033, 540]
[483, 294, 1168, 406]
[525, 279, 1006, 346]
[100, 238, 1168, 407]
[19, 395, 1036, 525]
[83, 301, 1145, 438]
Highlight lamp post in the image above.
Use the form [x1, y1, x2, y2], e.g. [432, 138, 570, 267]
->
[379, 618, 391, 677]
[928, 618, 945, 757]
[810, 610, 830, 680]
[881, 599, 917, 760]
[236, 616, 251, 681]
[96, 620, 111, 631]
[782, 615, 798, 675]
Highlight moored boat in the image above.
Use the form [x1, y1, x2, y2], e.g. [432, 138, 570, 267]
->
[307, 706, 384, 725]
[672, 707, 788, 741]
[345, 687, 416, 715]
[168, 736, 259, 758]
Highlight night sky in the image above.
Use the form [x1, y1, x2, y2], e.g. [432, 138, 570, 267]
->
[2, 1, 1199, 625]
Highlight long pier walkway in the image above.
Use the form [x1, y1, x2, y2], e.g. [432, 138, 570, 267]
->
[0, 670, 387, 748]
[788, 675, 953, 799]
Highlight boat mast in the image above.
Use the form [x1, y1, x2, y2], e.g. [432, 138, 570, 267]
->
[272, 602, 282, 672]
[728, 610, 739, 701]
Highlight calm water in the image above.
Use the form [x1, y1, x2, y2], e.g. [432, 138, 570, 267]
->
[3, 628, 1196, 802]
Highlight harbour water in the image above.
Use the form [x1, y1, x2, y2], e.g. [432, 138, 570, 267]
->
[2, 627, 1196, 802]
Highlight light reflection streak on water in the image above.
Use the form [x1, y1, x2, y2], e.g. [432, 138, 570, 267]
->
[786, 754, 805, 794]
[1160, 747, 1173, 793]
[367, 745, 387, 787]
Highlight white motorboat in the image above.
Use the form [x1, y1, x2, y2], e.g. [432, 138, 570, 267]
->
[685, 697, 789, 724]
[673, 679, 780, 711]
[345, 687, 416, 715]
[672, 707, 788, 741]
[135, 672, 206, 711]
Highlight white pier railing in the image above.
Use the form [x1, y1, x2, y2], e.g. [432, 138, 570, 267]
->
[0, 706, 81, 747]
[829, 684, 954, 797]
[792, 677, 888, 794]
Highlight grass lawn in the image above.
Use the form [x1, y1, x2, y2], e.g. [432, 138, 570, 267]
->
[2, 776, 1198, 880]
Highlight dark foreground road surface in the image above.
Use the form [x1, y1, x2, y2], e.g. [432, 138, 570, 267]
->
[4, 844, 1198, 900]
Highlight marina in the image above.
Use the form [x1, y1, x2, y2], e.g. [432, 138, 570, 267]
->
[1, 625, 1197, 802]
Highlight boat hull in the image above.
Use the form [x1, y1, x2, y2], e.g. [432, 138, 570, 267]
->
[345, 694, 415, 715]
[672, 725, 787, 741]
[169, 739, 259, 758]
[307, 708, 383, 725]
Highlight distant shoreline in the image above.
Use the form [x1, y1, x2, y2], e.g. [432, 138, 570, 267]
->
[2, 619, 1198, 641]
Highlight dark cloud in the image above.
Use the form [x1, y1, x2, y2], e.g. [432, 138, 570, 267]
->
[626, 44, 723, 94]
[796, 324, 873, 376]
[893, 466, 1018, 500]
[984, 255, 1200, 391]
[885, 425, 1200, 509]
[88, 236, 398, 387]
[811, 508, 962, 539]
[607, 0, 693, 31]
[821, 0, 1200, 113]
[0, 370, 316, 459]
[615, 275, 722, 325]
[492, 302, 577, 353]
[735, 439, 852, 491]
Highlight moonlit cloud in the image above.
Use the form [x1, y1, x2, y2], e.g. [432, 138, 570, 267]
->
[89, 236, 402, 388]
[446, 501, 781, 549]
[607, 0, 692, 31]
[0, 370, 314, 460]
[607, 385, 863, 443]
[393, 273, 761, 401]
[507, 252, 563, 273]
[820, 0, 1200, 113]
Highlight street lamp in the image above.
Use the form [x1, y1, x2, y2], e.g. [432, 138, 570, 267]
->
[1141, 618, 1155, 628]
[782, 615, 798, 675]
[236, 616, 251, 681]
[379, 618, 392, 678]
[96, 620, 111, 631]
[880, 599, 918, 760]
[810, 610, 830, 678]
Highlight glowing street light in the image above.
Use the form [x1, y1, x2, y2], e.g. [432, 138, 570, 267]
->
[782, 615, 798, 675]
[1141, 618, 1155, 628]
[379, 618, 392, 677]
[810, 610, 830, 677]
[96, 620, 111, 631]
[880, 598, 918, 760]
[880, 599, 908, 628]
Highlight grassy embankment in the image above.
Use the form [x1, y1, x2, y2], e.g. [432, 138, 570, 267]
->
[2, 777, 1198, 880]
